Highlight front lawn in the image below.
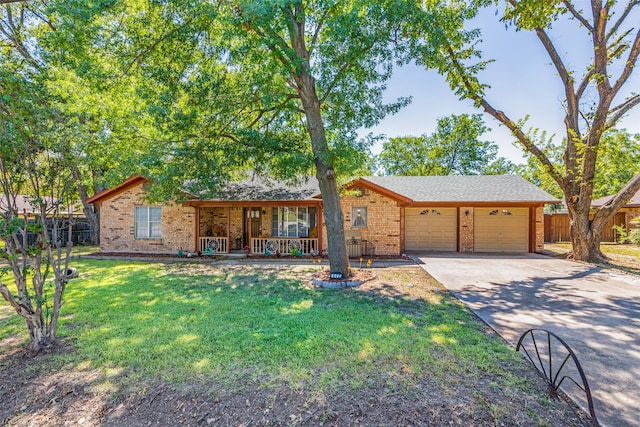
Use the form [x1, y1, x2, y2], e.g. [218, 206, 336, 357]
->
[0, 259, 585, 426]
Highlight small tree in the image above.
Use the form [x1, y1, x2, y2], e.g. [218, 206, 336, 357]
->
[0, 68, 76, 353]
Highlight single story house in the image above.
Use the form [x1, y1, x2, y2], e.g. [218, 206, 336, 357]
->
[86, 174, 559, 256]
[544, 190, 640, 243]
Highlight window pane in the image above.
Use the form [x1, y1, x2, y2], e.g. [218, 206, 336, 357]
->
[135, 206, 162, 239]
[135, 207, 148, 222]
[149, 221, 162, 238]
[298, 207, 308, 237]
[135, 221, 147, 238]
[279, 207, 287, 237]
[272, 207, 278, 237]
[150, 207, 162, 221]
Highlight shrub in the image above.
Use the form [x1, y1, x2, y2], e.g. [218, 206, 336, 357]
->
[615, 216, 640, 245]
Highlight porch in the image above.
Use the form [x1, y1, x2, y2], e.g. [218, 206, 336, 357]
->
[195, 204, 321, 255]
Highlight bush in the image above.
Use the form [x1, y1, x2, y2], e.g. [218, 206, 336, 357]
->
[615, 216, 640, 245]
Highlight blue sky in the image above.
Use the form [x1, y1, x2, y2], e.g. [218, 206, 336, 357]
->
[362, 4, 640, 164]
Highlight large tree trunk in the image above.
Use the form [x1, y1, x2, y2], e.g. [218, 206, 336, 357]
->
[296, 75, 349, 276]
[567, 208, 605, 263]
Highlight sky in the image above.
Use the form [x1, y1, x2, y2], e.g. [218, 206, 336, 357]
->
[361, 3, 640, 164]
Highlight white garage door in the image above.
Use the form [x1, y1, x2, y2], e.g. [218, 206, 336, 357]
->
[474, 207, 529, 252]
[405, 208, 457, 251]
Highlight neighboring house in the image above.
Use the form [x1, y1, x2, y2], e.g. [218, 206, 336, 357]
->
[86, 174, 559, 256]
[0, 195, 91, 245]
[544, 190, 640, 243]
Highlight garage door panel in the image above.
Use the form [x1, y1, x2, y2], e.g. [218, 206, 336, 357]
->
[474, 208, 529, 253]
[405, 208, 457, 251]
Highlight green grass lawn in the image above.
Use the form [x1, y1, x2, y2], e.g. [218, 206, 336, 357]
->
[54, 261, 512, 388]
[1, 257, 580, 425]
[3, 259, 518, 388]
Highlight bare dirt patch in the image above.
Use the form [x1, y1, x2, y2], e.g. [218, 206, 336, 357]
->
[1, 265, 591, 426]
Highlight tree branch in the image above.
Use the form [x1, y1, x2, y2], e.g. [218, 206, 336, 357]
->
[443, 44, 563, 186]
[124, 16, 195, 73]
[0, 8, 40, 66]
[606, 94, 640, 128]
[610, 28, 640, 98]
[562, 1, 593, 32]
[575, 68, 595, 101]
[247, 93, 298, 128]
[308, 6, 331, 56]
[534, 28, 579, 124]
[605, 0, 638, 42]
[592, 172, 640, 225]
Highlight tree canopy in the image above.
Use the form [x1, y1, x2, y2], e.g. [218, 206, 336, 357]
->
[378, 113, 515, 176]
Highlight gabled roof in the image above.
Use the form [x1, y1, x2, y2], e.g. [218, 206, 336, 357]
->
[86, 175, 147, 205]
[592, 189, 640, 208]
[359, 175, 560, 203]
[91, 174, 560, 206]
[345, 178, 413, 204]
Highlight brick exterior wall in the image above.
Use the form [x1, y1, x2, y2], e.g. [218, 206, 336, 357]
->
[459, 207, 474, 253]
[199, 207, 228, 236]
[535, 206, 545, 252]
[99, 182, 196, 253]
[340, 190, 401, 256]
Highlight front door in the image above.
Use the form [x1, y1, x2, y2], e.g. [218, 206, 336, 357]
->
[244, 208, 261, 247]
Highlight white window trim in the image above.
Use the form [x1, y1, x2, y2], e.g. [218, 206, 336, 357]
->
[135, 206, 162, 239]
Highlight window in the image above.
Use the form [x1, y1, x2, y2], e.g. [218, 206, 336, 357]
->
[272, 207, 317, 238]
[135, 206, 162, 239]
[351, 206, 368, 228]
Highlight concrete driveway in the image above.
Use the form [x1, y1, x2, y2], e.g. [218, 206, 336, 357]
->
[414, 252, 640, 427]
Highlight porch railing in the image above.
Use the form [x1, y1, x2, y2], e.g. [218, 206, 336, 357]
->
[199, 237, 228, 254]
[251, 238, 318, 255]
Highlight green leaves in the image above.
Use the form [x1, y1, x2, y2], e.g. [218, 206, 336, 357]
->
[378, 113, 515, 176]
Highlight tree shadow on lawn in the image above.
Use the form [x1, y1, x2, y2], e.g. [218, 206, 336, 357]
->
[0, 261, 590, 426]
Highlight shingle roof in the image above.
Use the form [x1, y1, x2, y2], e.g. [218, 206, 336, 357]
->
[0, 195, 82, 215]
[592, 189, 640, 208]
[361, 175, 560, 203]
[210, 177, 320, 201]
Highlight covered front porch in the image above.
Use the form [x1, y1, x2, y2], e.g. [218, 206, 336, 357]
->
[191, 202, 323, 255]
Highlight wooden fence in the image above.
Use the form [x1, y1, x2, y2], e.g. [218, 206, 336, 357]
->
[544, 213, 626, 242]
